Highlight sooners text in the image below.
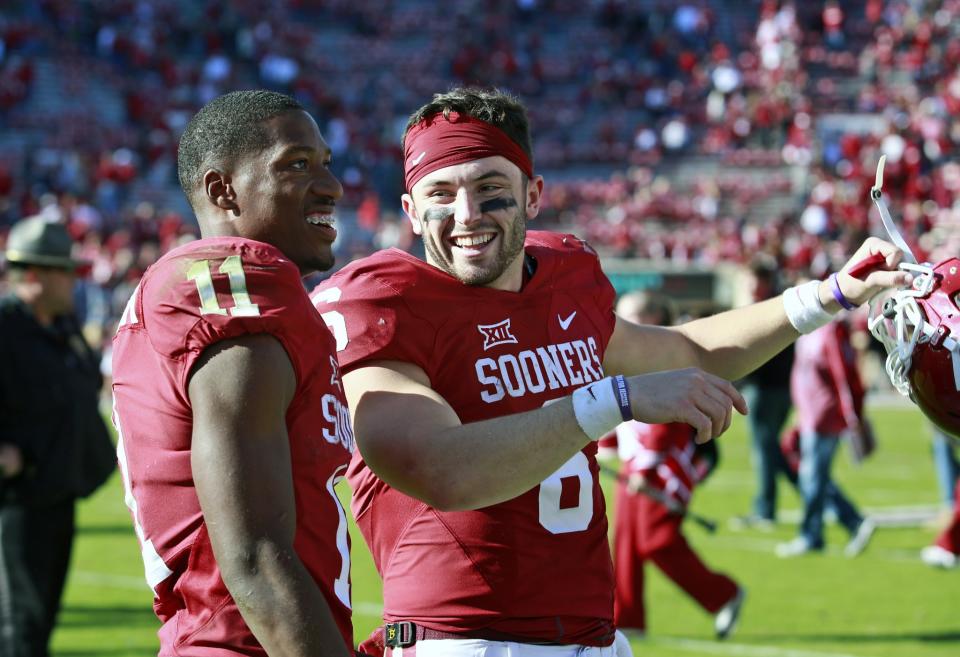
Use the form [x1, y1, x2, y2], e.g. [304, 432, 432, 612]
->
[475, 337, 604, 403]
[321, 393, 355, 452]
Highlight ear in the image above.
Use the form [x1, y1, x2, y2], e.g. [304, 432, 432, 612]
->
[203, 169, 240, 216]
[524, 175, 545, 221]
[401, 193, 423, 236]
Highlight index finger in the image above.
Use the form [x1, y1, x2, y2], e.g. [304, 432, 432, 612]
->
[869, 237, 905, 269]
[705, 373, 749, 416]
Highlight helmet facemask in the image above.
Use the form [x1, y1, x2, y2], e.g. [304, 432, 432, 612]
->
[867, 261, 937, 397]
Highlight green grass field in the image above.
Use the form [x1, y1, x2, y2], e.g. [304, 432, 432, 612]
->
[51, 405, 959, 657]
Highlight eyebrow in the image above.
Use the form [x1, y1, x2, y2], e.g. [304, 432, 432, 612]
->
[423, 170, 512, 187]
[278, 144, 331, 159]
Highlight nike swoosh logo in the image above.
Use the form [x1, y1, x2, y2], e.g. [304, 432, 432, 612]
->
[559, 311, 577, 330]
[411, 151, 427, 166]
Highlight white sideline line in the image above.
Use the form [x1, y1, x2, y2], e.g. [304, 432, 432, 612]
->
[650, 637, 867, 657]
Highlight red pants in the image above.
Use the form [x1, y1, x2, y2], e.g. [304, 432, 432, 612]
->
[613, 480, 738, 630]
[935, 479, 960, 554]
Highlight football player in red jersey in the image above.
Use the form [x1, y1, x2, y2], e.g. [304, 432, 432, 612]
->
[111, 91, 354, 657]
[607, 291, 743, 641]
[312, 87, 908, 657]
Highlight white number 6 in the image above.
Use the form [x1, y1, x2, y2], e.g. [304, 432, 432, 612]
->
[538, 451, 594, 534]
[312, 286, 348, 352]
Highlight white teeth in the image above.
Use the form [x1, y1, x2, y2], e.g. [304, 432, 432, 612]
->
[453, 234, 494, 247]
[306, 214, 334, 226]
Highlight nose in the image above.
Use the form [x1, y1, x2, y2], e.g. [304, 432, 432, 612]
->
[453, 188, 481, 226]
[313, 168, 344, 200]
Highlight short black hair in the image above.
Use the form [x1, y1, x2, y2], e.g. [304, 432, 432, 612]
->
[177, 90, 304, 200]
[403, 87, 534, 168]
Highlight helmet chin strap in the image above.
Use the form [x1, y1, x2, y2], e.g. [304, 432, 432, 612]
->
[870, 155, 918, 265]
[869, 277, 926, 397]
[866, 155, 947, 394]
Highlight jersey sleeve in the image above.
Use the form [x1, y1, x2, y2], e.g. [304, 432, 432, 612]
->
[528, 231, 617, 339]
[578, 235, 617, 335]
[312, 261, 435, 373]
[138, 240, 309, 383]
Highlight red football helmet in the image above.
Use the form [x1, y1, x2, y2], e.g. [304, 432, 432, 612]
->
[869, 258, 960, 438]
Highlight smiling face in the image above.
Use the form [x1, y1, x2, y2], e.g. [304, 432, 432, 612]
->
[204, 109, 343, 275]
[402, 156, 543, 291]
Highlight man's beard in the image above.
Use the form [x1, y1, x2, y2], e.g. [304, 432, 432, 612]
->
[421, 206, 527, 287]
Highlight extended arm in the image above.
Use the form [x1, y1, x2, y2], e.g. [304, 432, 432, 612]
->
[604, 237, 910, 381]
[189, 335, 348, 657]
[604, 295, 798, 381]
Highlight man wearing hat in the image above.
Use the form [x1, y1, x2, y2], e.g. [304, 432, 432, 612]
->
[0, 216, 115, 657]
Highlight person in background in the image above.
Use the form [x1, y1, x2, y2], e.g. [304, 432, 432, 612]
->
[930, 426, 958, 514]
[608, 290, 744, 641]
[776, 316, 876, 558]
[0, 216, 116, 657]
[922, 428, 959, 568]
[921, 475, 960, 569]
[733, 257, 796, 530]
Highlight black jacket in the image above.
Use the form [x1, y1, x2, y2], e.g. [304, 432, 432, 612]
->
[740, 343, 795, 390]
[0, 294, 115, 507]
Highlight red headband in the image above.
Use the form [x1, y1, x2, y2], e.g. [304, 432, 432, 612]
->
[403, 111, 533, 192]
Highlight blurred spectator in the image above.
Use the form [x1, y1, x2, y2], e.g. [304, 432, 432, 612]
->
[776, 317, 876, 558]
[608, 290, 745, 640]
[921, 476, 960, 569]
[733, 257, 795, 529]
[930, 426, 959, 512]
[0, 216, 116, 657]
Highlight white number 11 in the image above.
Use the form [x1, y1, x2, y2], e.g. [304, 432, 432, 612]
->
[186, 255, 260, 317]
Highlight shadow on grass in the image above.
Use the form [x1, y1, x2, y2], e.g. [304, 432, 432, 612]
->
[77, 523, 134, 536]
[58, 604, 158, 629]
[754, 630, 960, 644]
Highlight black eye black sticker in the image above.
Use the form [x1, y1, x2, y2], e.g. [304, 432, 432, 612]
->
[423, 206, 455, 222]
[479, 197, 517, 213]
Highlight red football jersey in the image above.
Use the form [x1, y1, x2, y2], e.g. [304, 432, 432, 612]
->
[313, 231, 617, 645]
[111, 237, 354, 655]
[615, 422, 694, 469]
[615, 421, 700, 506]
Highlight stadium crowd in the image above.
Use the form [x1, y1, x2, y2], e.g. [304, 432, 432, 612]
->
[1, 0, 960, 352]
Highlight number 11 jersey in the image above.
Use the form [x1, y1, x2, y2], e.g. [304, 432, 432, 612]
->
[112, 237, 353, 655]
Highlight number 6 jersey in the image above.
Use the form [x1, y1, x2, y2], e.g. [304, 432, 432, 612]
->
[313, 231, 617, 646]
[111, 237, 354, 655]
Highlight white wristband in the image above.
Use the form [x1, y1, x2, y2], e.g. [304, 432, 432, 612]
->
[572, 375, 633, 441]
[783, 280, 834, 334]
